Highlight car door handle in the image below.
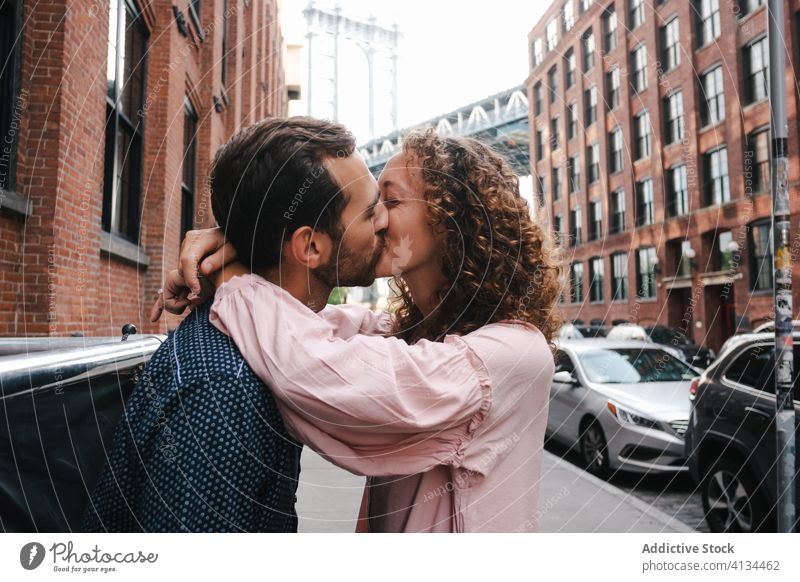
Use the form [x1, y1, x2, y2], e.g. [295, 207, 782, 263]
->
[744, 406, 772, 420]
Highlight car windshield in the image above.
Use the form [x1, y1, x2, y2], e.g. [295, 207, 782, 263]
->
[578, 348, 699, 383]
[647, 326, 691, 346]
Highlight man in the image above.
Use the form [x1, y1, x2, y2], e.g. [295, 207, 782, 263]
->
[81, 117, 388, 532]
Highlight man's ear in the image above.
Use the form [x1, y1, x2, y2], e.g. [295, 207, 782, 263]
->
[286, 225, 332, 269]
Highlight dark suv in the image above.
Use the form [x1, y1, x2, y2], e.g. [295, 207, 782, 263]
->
[685, 332, 800, 532]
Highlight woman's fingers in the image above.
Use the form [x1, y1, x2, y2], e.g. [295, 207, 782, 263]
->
[199, 240, 239, 276]
[179, 228, 227, 295]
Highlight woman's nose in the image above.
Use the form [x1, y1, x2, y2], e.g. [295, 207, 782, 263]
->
[373, 199, 389, 233]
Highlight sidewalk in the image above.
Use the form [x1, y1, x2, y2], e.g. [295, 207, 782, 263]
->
[295, 449, 694, 533]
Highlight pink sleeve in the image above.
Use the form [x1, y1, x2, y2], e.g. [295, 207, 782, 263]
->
[209, 275, 492, 477]
[318, 304, 394, 338]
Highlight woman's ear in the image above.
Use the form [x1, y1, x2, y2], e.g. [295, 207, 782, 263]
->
[287, 226, 332, 269]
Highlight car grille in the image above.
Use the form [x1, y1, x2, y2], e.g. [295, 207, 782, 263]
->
[669, 419, 688, 436]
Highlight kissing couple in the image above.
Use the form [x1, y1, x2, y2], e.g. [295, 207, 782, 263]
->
[82, 116, 562, 533]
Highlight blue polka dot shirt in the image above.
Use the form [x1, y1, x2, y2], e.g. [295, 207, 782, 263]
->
[80, 301, 302, 532]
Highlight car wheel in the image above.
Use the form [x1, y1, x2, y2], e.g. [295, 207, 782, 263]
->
[701, 457, 772, 533]
[579, 421, 610, 479]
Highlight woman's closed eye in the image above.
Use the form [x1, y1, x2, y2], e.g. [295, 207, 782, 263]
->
[384, 197, 401, 208]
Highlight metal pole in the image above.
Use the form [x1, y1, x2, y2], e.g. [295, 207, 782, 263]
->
[768, 0, 796, 533]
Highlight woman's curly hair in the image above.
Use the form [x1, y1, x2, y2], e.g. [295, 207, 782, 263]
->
[389, 129, 564, 352]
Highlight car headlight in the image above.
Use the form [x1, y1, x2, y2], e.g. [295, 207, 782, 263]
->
[607, 401, 663, 431]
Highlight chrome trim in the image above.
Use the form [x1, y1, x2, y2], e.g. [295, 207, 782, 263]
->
[0, 335, 165, 399]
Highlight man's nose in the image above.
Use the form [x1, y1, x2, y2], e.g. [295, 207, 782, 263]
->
[373, 199, 389, 233]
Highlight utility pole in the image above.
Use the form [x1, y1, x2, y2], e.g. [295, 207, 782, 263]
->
[768, 0, 796, 533]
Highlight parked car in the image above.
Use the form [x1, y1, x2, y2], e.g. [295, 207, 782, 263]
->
[559, 324, 584, 340]
[607, 323, 713, 368]
[574, 324, 610, 338]
[0, 332, 163, 532]
[685, 331, 800, 533]
[546, 339, 699, 478]
[751, 320, 800, 334]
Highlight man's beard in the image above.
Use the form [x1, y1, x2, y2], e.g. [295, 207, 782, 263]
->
[315, 236, 385, 288]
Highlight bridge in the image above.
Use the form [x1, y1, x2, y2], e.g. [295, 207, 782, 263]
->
[358, 85, 530, 176]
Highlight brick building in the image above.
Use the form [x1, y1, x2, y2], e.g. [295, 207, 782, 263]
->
[0, 0, 288, 337]
[527, 0, 800, 351]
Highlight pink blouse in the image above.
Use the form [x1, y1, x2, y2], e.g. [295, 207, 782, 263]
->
[209, 274, 554, 532]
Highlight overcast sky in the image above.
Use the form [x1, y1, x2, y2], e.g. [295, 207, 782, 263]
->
[281, 0, 549, 142]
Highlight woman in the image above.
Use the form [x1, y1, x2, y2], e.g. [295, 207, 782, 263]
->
[158, 130, 563, 532]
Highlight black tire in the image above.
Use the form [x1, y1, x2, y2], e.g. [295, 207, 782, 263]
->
[701, 456, 773, 532]
[579, 421, 610, 479]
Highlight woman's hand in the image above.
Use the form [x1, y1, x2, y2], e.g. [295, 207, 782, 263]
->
[149, 227, 238, 321]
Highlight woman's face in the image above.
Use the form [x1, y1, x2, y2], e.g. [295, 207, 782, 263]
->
[374, 153, 444, 279]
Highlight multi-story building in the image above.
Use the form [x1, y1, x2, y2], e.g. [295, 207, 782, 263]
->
[0, 0, 289, 337]
[527, 0, 800, 351]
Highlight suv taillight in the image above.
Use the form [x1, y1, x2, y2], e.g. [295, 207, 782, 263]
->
[689, 378, 699, 401]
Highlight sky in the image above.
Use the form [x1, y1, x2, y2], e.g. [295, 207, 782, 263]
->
[281, 0, 549, 143]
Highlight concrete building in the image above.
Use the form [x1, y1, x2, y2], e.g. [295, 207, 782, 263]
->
[527, 0, 800, 350]
[0, 0, 289, 337]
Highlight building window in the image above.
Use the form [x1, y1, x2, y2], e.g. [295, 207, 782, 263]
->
[606, 66, 620, 109]
[553, 166, 563, 200]
[630, 0, 645, 30]
[547, 18, 559, 51]
[0, 0, 22, 191]
[739, 0, 765, 17]
[571, 262, 584, 302]
[667, 164, 689, 217]
[583, 28, 595, 71]
[611, 252, 628, 300]
[570, 207, 582, 245]
[697, 0, 721, 47]
[533, 38, 544, 66]
[610, 189, 625, 233]
[748, 220, 773, 291]
[550, 117, 561, 150]
[636, 246, 658, 299]
[660, 17, 680, 71]
[608, 127, 623, 173]
[537, 174, 547, 208]
[587, 143, 600, 184]
[568, 102, 578, 140]
[589, 257, 604, 302]
[568, 155, 581, 193]
[700, 66, 725, 126]
[536, 127, 545, 161]
[102, 0, 148, 242]
[565, 49, 576, 88]
[562, 1, 576, 32]
[589, 199, 603, 240]
[718, 231, 735, 272]
[603, 5, 617, 52]
[631, 45, 648, 93]
[704, 147, 730, 205]
[182, 97, 198, 239]
[634, 110, 651, 160]
[584, 84, 597, 125]
[580, 0, 594, 14]
[745, 128, 770, 194]
[548, 66, 558, 103]
[677, 240, 693, 276]
[663, 90, 684, 145]
[553, 214, 563, 246]
[534, 82, 543, 116]
[743, 36, 769, 104]
[636, 178, 654, 226]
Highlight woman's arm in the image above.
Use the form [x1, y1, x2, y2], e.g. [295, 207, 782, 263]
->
[318, 304, 395, 338]
[209, 274, 491, 476]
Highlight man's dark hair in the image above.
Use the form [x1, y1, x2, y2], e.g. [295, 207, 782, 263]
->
[210, 116, 356, 269]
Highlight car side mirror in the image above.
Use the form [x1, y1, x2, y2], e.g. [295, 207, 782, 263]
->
[553, 370, 580, 386]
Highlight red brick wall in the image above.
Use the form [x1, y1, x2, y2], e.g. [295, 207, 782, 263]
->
[0, 0, 287, 338]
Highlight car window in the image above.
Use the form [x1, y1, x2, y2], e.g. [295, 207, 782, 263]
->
[578, 348, 699, 383]
[724, 344, 800, 394]
[555, 350, 576, 374]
